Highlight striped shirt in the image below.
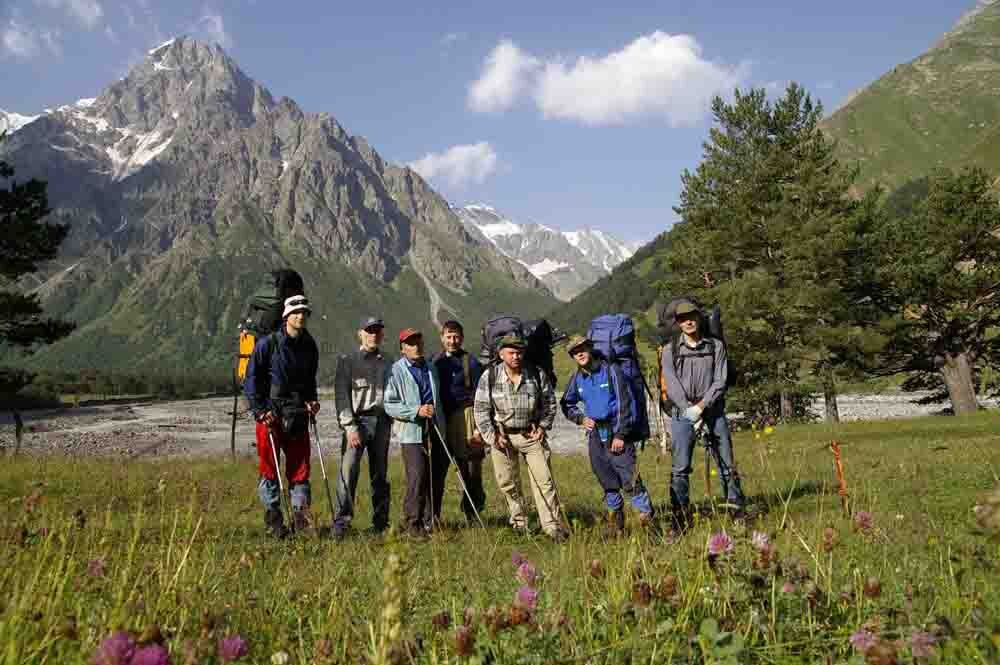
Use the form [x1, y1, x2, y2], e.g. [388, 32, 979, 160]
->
[473, 363, 556, 446]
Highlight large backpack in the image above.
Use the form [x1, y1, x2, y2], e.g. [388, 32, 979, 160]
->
[654, 296, 735, 405]
[479, 315, 559, 388]
[587, 314, 650, 443]
[235, 269, 305, 385]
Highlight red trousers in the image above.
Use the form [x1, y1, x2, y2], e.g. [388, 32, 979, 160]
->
[256, 422, 311, 484]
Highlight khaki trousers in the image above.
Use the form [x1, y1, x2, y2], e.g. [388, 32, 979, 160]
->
[489, 432, 563, 534]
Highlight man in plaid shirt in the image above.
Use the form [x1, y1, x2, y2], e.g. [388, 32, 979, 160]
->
[473, 333, 568, 542]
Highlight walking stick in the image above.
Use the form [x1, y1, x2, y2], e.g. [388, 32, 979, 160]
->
[266, 426, 292, 532]
[830, 440, 850, 517]
[430, 419, 487, 530]
[310, 416, 336, 530]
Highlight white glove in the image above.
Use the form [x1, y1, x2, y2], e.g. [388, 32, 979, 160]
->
[683, 405, 703, 423]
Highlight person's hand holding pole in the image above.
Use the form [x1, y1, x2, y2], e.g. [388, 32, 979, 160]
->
[583, 417, 596, 431]
[258, 411, 276, 426]
[346, 430, 362, 449]
[611, 436, 624, 453]
[418, 404, 435, 419]
[306, 401, 321, 416]
[526, 422, 545, 442]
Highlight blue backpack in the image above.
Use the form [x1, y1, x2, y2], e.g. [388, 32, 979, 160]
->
[587, 314, 650, 443]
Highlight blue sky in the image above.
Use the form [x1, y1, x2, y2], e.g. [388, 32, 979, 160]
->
[1, 0, 977, 242]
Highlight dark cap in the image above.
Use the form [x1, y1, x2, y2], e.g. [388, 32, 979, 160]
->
[359, 316, 384, 330]
[497, 333, 527, 350]
[399, 328, 422, 343]
[674, 302, 700, 318]
[566, 334, 592, 356]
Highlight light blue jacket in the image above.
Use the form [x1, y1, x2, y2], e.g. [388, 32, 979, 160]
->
[384, 356, 446, 445]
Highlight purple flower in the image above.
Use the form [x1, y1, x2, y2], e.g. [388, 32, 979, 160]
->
[849, 628, 877, 654]
[131, 644, 170, 665]
[910, 630, 938, 659]
[516, 562, 537, 585]
[514, 586, 538, 611]
[750, 531, 770, 552]
[510, 550, 526, 567]
[218, 635, 248, 662]
[87, 558, 107, 578]
[780, 581, 795, 594]
[707, 531, 733, 556]
[854, 511, 874, 533]
[90, 631, 135, 665]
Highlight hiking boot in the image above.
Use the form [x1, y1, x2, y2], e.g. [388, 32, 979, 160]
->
[547, 528, 569, 544]
[292, 508, 311, 534]
[605, 510, 625, 538]
[264, 508, 289, 540]
[331, 520, 349, 542]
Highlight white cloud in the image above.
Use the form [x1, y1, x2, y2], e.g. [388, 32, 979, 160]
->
[467, 40, 540, 113]
[192, 12, 233, 49]
[36, 0, 104, 29]
[1, 19, 61, 58]
[469, 32, 745, 126]
[408, 142, 498, 188]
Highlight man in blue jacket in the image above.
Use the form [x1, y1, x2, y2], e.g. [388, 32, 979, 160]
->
[244, 295, 320, 538]
[384, 328, 447, 537]
[561, 335, 653, 536]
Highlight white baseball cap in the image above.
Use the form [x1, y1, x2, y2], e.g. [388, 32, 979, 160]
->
[282, 295, 311, 318]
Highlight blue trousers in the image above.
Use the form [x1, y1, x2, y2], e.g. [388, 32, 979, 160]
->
[670, 404, 744, 509]
[587, 428, 653, 514]
[335, 414, 392, 530]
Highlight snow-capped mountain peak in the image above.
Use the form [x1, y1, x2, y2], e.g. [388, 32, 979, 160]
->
[456, 203, 642, 301]
[0, 109, 42, 134]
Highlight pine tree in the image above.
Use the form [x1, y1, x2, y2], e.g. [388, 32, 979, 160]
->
[663, 84, 869, 421]
[852, 167, 1000, 414]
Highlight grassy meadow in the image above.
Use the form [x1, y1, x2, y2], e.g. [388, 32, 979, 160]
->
[1, 412, 999, 664]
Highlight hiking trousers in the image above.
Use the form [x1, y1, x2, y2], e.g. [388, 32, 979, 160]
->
[587, 428, 652, 514]
[670, 403, 744, 509]
[401, 429, 449, 531]
[255, 421, 311, 511]
[335, 413, 391, 530]
[444, 407, 487, 519]
[489, 432, 563, 535]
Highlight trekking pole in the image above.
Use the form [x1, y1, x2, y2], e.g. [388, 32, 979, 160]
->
[266, 426, 290, 533]
[430, 419, 487, 530]
[310, 416, 336, 530]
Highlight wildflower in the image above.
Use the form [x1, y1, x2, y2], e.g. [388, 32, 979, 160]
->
[750, 531, 770, 552]
[453, 626, 474, 657]
[910, 630, 937, 659]
[218, 635, 248, 662]
[780, 581, 795, 594]
[854, 510, 874, 533]
[631, 581, 652, 607]
[707, 531, 733, 556]
[849, 627, 878, 654]
[516, 562, 537, 585]
[588, 559, 604, 579]
[656, 574, 678, 599]
[514, 586, 538, 611]
[763, 426, 775, 435]
[508, 605, 531, 626]
[87, 558, 107, 578]
[822, 527, 839, 552]
[90, 630, 136, 665]
[431, 612, 451, 630]
[863, 577, 882, 599]
[130, 645, 170, 665]
[270, 651, 289, 665]
[510, 550, 526, 567]
[462, 607, 476, 627]
[866, 640, 899, 665]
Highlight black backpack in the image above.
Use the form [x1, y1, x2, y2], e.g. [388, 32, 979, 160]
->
[236, 269, 305, 385]
[479, 315, 561, 389]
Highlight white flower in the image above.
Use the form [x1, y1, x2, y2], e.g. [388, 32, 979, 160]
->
[271, 651, 289, 665]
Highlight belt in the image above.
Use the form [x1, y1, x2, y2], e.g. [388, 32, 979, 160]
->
[356, 409, 383, 418]
[504, 427, 528, 434]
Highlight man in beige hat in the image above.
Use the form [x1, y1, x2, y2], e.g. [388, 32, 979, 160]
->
[473, 333, 567, 542]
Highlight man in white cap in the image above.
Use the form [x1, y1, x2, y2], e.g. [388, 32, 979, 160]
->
[244, 294, 321, 538]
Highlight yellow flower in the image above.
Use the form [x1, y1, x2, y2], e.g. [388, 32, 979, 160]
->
[763, 426, 775, 435]
[711, 469, 718, 477]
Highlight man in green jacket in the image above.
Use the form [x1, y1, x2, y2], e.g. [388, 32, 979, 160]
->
[384, 328, 447, 537]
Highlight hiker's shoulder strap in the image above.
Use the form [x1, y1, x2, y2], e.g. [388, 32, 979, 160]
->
[462, 352, 472, 391]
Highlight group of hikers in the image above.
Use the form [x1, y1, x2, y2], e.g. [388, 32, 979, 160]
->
[242, 294, 745, 542]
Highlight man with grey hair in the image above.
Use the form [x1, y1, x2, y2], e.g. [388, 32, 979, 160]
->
[333, 316, 392, 540]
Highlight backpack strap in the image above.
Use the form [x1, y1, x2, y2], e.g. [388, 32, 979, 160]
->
[462, 352, 472, 392]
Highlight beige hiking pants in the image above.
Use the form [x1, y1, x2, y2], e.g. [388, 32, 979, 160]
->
[489, 432, 563, 535]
